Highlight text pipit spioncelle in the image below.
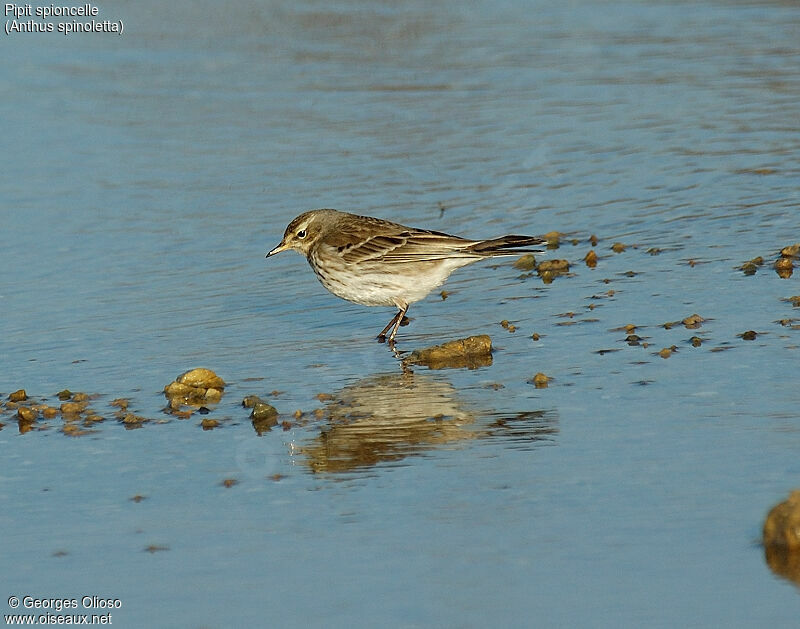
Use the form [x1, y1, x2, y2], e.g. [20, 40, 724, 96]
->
[267, 209, 545, 343]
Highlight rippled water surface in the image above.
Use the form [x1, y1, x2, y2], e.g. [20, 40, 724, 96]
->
[2, 1, 800, 626]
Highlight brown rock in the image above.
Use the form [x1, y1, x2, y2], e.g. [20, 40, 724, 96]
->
[764, 490, 800, 550]
[531, 373, 549, 388]
[584, 250, 598, 268]
[780, 244, 800, 258]
[611, 242, 626, 253]
[513, 254, 536, 271]
[17, 406, 38, 423]
[8, 389, 27, 402]
[60, 401, 87, 416]
[176, 368, 225, 390]
[405, 335, 493, 370]
[682, 314, 704, 329]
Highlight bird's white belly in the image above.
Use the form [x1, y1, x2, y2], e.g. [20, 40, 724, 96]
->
[308, 257, 471, 308]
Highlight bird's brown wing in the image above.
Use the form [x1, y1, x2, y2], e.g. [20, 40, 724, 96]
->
[332, 229, 476, 264]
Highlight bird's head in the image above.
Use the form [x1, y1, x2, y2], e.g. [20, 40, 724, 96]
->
[266, 210, 336, 258]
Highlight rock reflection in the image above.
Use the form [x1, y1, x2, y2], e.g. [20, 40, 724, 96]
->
[764, 545, 800, 588]
[297, 371, 557, 474]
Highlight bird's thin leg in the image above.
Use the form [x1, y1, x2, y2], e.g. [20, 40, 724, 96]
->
[377, 311, 403, 342]
[387, 305, 409, 343]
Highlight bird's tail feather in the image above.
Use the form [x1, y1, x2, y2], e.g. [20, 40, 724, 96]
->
[468, 235, 546, 256]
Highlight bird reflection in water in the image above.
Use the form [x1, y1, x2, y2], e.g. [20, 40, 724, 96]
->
[296, 371, 557, 474]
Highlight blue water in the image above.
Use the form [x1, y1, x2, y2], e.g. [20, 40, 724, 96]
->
[2, 1, 800, 627]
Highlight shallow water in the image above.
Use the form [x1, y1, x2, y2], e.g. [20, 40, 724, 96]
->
[2, 0, 800, 626]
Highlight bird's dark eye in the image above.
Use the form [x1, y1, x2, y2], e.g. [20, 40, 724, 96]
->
[297, 229, 307, 239]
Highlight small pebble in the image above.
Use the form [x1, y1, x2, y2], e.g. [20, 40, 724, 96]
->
[611, 242, 626, 253]
[222, 478, 238, 488]
[589, 234, 598, 246]
[659, 348, 673, 359]
[690, 336, 703, 347]
[531, 373, 549, 388]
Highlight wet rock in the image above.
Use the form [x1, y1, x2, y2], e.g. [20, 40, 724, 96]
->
[537, 259, 569, 272]
[543, 231, 561, 249]
[740, 256, 764, 275]
[251, 400, 279, 434]
[780, 243, 800, 258]
[682, 314, 704, 329]
[57, 389, 72, 401]
[788, 296, 800, 308]
[611, 242, 626, 253]
[60, 401, 87, 416]
[222, 478, 238, 488]
[201, 418, 220, 430]
[405, 335, 493, 370]
[177, 368, 226, 390]
[164, 368, 225, 406]
[531, 332, 541, 341]
[440, 290, 450, 300]
[530, 373, 549, 388]
[589, 234, 598, 246]
[61, 424, 94, 437]
[110, 398, 129, 410]
[72, 392, 89, 403]
[740, 330, 758, 340]
[775, 257, 794, 278]
[647, 248, 662, 256]
[251, 401, 278, 422]
[690, 336, 703, 347]
[8, 389, 27, 402]
[120, 413, 148, 426]
[241, 395, 261, 408]
[659, 347, 674, 359]
[626, 334, 641, 346]
[499, 319, 517, 332]
[17, 406, 38, 423]
[584, 250, 598, 268]
[513, 253, 536, 271]
[41, 406, 58, 419]
[764, 490, 800, 551]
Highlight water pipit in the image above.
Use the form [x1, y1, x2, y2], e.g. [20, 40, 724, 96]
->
[267, 209, 545, 343]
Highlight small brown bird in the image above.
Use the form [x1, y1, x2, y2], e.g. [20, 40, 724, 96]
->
[267, 209, 544, 343]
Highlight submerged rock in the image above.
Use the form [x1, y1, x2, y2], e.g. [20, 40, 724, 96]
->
[530, 373, 549, 388]
[513, 253, 536, 271]
[405, 335, 493, 370]
[248, 398, 279, 435]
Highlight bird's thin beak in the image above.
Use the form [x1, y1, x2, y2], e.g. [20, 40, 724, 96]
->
[266, 241, 288, 258]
